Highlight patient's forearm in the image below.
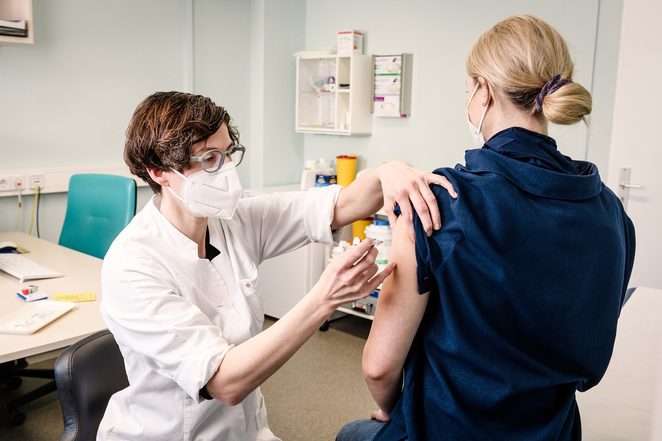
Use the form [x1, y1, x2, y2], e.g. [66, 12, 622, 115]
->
[361, 217, 428, 416]
[365, 370, 403, 415]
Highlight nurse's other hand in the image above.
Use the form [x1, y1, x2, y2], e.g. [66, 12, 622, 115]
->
[376, 160, 457, 239]
[371, 408, 390, 422]
[312, 239, 395, 313]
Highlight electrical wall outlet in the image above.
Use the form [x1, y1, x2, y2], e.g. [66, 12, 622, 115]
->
[28, 174, 45, 190]
[0, 175, 24, 192]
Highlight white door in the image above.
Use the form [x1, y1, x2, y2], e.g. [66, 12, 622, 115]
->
[578, 2, 662, 440]
[606, 0, 662, 290]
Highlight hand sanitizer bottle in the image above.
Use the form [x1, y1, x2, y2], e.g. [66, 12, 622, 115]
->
[300, 159, 318, 190]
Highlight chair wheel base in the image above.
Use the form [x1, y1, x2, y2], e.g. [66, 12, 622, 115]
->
[9, 410, 26, 426]
[5, 377, 23, 390]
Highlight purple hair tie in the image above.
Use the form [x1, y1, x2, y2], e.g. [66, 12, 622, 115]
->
[535, 74, 570, 113]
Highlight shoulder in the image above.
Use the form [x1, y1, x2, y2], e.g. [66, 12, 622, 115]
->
[102, 205, 173, 283]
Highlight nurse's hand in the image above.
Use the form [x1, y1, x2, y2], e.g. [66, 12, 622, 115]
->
[312, 239, 395, 313]
[376, 160, 457, 238]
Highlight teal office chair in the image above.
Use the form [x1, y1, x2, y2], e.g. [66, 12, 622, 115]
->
[59, 174, 137, 259]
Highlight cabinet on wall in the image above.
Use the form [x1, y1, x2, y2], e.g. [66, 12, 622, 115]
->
[294, 51, 372, 135]
[0, 0, 33, 44]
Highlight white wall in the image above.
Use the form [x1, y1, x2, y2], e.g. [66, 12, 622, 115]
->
[302, 0, 622, 176]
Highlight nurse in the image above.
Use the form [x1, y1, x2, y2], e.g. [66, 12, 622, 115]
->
[97, 91, 455, 440]
[339, 15, 636, 441]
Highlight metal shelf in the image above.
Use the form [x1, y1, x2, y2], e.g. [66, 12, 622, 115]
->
[337, 305, 374, 321]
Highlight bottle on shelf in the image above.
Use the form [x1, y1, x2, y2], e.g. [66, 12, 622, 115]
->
[300, 159, 318, 190]
[300, 158, 337, 190]
[313, 158, 337, 187]
[364, 218, 392, 274]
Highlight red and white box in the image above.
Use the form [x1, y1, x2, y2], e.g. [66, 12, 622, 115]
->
[337, 30, 363, 56]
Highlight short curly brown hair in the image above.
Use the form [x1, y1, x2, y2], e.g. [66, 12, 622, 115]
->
[124, 91, 240, 193]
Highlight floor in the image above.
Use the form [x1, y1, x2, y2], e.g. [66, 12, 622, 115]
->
[0, 315, 375, 441]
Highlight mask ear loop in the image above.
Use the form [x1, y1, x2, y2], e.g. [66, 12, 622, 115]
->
[171, 168, 187, 180]
[466, 82, 489, 133]
[165, 169, 188, 205]
[466, 83, 480, 112]
[476, 98, 489, 134]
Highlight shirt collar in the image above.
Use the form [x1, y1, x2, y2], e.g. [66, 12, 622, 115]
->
[146, 196, 201, 254]
[484, 127, 582, 174]
[460, 127, 602, 201]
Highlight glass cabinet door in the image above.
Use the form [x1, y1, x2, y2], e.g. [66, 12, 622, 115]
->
[297, 56, 337, 130]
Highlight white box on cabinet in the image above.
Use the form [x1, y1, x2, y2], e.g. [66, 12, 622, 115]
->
[336, 30, 363, 56]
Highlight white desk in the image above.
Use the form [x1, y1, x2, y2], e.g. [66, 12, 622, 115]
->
[0, 231, 106, 364]
[578, 286, 662, 441]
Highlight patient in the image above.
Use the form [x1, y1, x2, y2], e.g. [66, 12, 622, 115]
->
[337, 15, 635, 441]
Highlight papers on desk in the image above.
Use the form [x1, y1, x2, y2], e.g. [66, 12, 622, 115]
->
[0, 254, 63, 283]
[0, 301, 76, 335]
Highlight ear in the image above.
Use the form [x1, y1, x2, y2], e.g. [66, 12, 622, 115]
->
[476, 77, 493, 106]
[147, 167, 170, 188]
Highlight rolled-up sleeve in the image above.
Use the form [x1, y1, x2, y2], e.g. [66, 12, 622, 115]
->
[301, 186, 343, 244]
[238, 185, 342, 263]
[101, 251, 232, 402]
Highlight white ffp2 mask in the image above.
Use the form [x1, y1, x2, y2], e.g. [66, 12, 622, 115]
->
[466, 83, 489, 148]
[168, 166, 243, 219]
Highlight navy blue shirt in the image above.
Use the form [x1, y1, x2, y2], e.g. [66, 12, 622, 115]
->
[375, 127, 635, 441]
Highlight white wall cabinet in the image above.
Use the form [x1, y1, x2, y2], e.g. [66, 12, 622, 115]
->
[294, 51, 372, 135]
[0, 0, 33, 44]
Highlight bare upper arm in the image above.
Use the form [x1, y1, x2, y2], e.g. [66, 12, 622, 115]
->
[362, 215, 429, 380]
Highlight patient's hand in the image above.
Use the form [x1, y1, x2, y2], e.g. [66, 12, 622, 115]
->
[376, 161, 457, 239]
[371, 408, 390, 422]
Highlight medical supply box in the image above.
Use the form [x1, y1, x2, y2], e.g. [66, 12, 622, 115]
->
[337, 30, 363, 56]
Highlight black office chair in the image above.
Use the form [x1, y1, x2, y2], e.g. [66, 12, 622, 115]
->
[54, 330, 128, 441]
[1, 359, 57, 425]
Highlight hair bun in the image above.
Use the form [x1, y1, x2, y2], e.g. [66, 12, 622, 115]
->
[536, 75, 569, 113]
[540, 82, 592, 125]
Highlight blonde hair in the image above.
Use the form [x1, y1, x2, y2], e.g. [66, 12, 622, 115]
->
[466, 15, 591, 125]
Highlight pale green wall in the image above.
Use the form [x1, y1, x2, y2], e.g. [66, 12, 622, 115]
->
[193, 0, 253, 186]
[249, 0, 306, 188]
[302, 0, 622, 176]
[0, 0, 186, 169]
[0, 0, 255, 242]
[261, 0, 306, 187]
[0, 0, 624, 244]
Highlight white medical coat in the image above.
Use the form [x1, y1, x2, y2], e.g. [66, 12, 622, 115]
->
[97, 186, 341, 441]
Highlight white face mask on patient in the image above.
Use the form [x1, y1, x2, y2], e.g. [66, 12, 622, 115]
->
[167, 165, 243, 219]
[466, 82, 489, 148]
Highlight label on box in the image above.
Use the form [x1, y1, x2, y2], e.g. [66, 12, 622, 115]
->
[337, 30, 363, 56]
[374, 95, 401, 117]
[374, 55, 404, 118]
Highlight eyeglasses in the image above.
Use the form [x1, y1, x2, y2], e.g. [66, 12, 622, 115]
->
[190, 143, 246, 173]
